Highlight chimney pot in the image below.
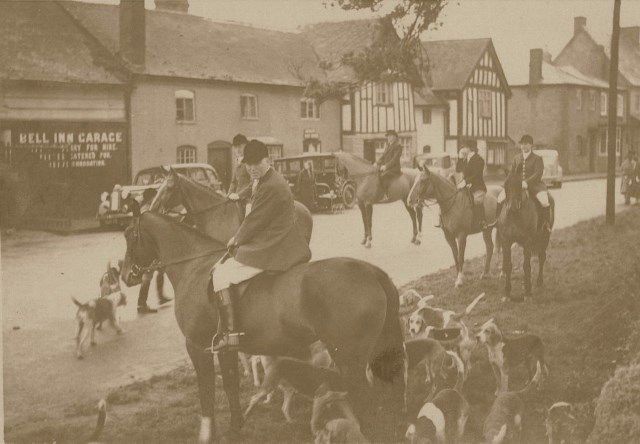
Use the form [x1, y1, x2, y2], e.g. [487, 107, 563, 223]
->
[119, 0, 146, 66]
[155, 0, 189, 13]
[574, 17, 587, 36]
[529, 48, 543, 86]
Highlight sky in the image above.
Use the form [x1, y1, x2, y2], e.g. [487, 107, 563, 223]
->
[81, 0, 640, 83]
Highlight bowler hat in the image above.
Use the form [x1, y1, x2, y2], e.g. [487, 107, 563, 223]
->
[385, 129, 398, 137]
[242, 140, 268, 164]
[232, 134, 248, 146]
[519, 134, 534, 144]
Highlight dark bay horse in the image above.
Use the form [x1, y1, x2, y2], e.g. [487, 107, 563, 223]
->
[498, 174, 554, 301]
[121, 213, 406, 443]
[150, 169, 313, 245]
[408, 167, 502, 288]
[333, 152, 423, 248]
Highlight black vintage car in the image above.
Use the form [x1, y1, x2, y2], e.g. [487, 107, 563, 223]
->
[272, 153, 356, 211]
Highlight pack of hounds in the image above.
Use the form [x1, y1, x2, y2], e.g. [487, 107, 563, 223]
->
[74, 264, 581, 443]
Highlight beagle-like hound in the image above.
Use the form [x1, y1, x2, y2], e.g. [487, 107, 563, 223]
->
[405, 389, 469, 444]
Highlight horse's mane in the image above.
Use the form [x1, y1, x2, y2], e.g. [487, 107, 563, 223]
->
[175, 173, 228, 203]
[140, 211, 225, 249]
[332, 152, 376, 177]
[426, 167, 456, 192]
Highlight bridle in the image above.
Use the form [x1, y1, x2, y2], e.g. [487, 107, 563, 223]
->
[416, 174, 459, 215]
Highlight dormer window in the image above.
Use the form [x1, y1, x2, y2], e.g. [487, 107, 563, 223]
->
[175, 90, 195, 122]
[375, 83, 392, 105]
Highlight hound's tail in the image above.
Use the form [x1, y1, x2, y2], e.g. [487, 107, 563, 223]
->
[516, 361, 542, 397]
[88, 399, 107, 443]
[452, 292, 485, 320]
[72, 297, 85, 308]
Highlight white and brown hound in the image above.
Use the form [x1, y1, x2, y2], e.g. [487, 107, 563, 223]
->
[405, 388, 469, 444]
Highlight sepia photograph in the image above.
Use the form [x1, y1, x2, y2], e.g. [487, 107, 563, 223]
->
[1, 0, 640, 442]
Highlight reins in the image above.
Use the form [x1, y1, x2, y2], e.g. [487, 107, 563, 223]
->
[130, 247, 229, 277]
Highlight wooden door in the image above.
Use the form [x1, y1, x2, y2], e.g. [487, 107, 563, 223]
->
[207, 141, 232, 191]
[363, 140, 376, 163]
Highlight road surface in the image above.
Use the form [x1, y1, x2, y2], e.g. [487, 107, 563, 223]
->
[1, 177, 630, 428]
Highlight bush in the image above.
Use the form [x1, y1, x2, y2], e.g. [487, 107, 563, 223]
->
[588, 363, 640, 444]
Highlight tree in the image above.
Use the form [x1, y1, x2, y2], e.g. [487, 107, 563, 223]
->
[606, 0, 621, 226]
[305, 0, 449, 102]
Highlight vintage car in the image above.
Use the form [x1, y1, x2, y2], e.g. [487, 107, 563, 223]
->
[413, 153, 458, 178]
[535, 149, 563, 188]
[97, 163, 222, 228]
[272, 153, 357, 211]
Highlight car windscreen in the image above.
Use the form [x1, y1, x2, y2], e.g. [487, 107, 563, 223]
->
[134, 169, 166, 185]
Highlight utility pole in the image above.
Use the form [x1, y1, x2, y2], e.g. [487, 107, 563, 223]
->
[606, 0, 621, 225]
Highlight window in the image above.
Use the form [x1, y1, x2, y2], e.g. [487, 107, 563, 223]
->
[617, 93, 624, 117]
[241, 94, 258, 119]
[267, 145, 282, 162]
[175, 90, 195, 122]
[598, 128, 623, 156]
[177, 145, 197, 163]
[589, 90, 596, 111]
[423, 145, 431, 154]
[399, 136, 412, 162]
[300, 98, 320, 119]
[375, 83, 392, 105]
[478, 90, 492, 118]
[600, 92, 607, 116]
[422, 108, 432, 124]
[575, 89, 582, 110]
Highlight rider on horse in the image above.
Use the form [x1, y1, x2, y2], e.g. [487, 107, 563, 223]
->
[210, 140, 312, 352]
[373, 129, 403, 201]
[497, 134, 552, 232]
[457, 140, 487, 229]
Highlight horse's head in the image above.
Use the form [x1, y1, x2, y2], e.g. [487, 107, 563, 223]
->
[149, 168, 182, 213]
[407, 167, 436, 207]
[504, 173, 527, 212]
[121, 215, 158, 287]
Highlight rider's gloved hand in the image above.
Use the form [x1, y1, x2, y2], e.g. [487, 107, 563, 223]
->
[456, 180, 466, 190]
[522, 181, 528, 189]
[380, 165, 386, 172]
[226, 237, 237, 248]
[228, 193, 240, 201]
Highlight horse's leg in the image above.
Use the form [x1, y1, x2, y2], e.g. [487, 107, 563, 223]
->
[481, 228, 494, 279]
[455, 233, 467, 288]
[218, 350, 244, 435]
[502, 240, 514, 302]
[405, 203, 419, 245]
[537, 247, 546, 288]
[358, 202, 368, 245]
[416, 206, 423, 245]
[365, 204, 373, 248]
[523, 246, 533, 299]
[186, 340, 217, 444]
[444, 232, 461, 287]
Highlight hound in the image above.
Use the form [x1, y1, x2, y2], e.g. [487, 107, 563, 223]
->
[73, 291, 126, 359]
[484, 362, 542, 444]
[546, 402, 580, 444]
[400, 289, 433, 308]
[476, 318, 548, 394]
[244, 357, 345, 423]
[311, 390, 368, 444]
[405, 389, 469, 444]
[408, 292, 485, 337]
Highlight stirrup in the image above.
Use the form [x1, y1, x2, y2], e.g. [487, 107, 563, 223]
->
[207, 332, 243, 354]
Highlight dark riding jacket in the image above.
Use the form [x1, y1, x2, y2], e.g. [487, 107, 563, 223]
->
[463, 154, 487, 193]
[377, 141, 403, 178]
[508, 152, 547, 195]
[233, 168, 311, 271]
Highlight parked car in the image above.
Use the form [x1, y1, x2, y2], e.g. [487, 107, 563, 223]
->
[413, 153, 458, 178]
[535, 149, 563, 188]
[97, 163, 223, 228]
[272, 153, 356, 211]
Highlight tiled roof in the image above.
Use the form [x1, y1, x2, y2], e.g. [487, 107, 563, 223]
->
[61, 1, 325, 87]
[413, 88, 447, 106]
[604, 31, 640, 85]
[0, 1, 125, 84]
[510, 61, 609, 88]
[301, 20, 381, 83]
[421, 38, 492, 90]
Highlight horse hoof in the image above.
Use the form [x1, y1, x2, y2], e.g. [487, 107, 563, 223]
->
[414, 239, 421, 246]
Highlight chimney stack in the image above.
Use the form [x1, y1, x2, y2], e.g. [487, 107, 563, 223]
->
[529, 48, 543, 86]
[155, 0, 189, 13]
[574, 17, 586, 36]
[119, 0, 146, 66]
[621, 26, 640, 47]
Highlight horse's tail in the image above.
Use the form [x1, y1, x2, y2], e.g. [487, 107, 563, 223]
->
[367, 268, 406, 386]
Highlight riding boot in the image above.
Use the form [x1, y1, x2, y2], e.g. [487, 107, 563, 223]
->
[474, 203, 487, 230]
[540, 206, 552, 232]
[211, 287, 242, 353]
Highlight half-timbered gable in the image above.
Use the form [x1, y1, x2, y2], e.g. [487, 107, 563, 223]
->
[420, 38, 511, 171]
[303, 20, 418, 165]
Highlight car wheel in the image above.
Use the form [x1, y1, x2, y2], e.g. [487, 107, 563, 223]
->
[342, 183, 357, 209]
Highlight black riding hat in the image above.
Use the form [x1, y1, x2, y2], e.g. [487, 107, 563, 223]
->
[242, 140, 269, 164]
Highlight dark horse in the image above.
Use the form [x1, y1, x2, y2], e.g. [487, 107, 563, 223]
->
[120, 212, 406, 443]
[150, 168, 313, 245]
[333, 152, 423, 248]
[408, 167, 502, 288]
[498, 174, 554, 301]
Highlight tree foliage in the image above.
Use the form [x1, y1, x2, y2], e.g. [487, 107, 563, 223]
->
[305, 0, 449, 102]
